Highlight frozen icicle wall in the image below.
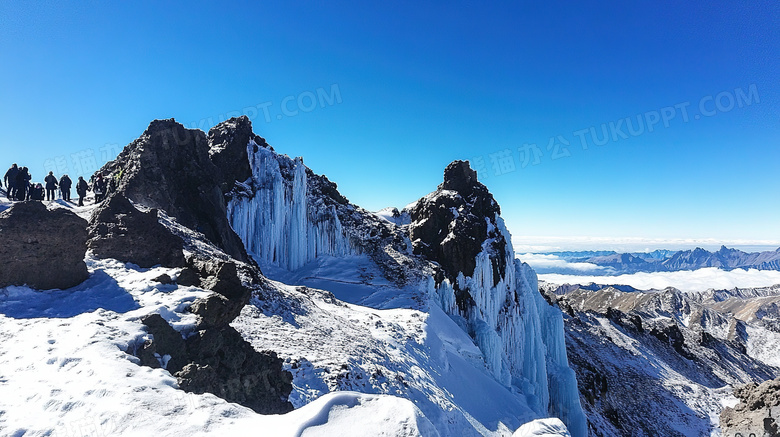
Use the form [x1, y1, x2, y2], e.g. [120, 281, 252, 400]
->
[429, 215, 587, 437]
[429, 215, 531, 385]
[523, 260, 588, 437]
[507, 259, 550, 416]
[227, 140, 356, 270]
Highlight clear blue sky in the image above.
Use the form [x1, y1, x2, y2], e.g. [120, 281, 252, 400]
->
[2, 1, 778, 247]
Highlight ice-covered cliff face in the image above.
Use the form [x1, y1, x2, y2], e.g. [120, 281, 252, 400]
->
[227, 140, 356, 271]
[409, 161, 587, 437]
[226, 138, 585, 435]
[227, 138, 426, 287]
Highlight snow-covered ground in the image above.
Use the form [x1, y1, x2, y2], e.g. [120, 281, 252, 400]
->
[234, 273, 541, 435]
[0, 254, 561, 436]
[0, 188, 96, 221]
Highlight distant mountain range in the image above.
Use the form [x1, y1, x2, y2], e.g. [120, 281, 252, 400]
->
[542, 246, 780, 274]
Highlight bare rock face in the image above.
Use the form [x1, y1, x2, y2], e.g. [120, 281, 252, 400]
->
[0, 202, 89, 290]
[97, 118, 250, 264]
[177, 328, 293, 414]
[408, 160, 506, 311]
[137, 313, 189, 373]
[207, 116, 268, 195]
[87, 193, 185, 268]
[409, 160, 503, 280]
[721, 377, 780, 437]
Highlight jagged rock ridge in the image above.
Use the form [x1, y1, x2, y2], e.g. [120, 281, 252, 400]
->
[94, 116, 294, 414]
[545, 284, 780, 435]
[97, 118, 251, 264]
[547, 246, 780, 275]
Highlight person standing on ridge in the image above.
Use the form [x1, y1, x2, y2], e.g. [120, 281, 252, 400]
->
[30, 183, 44, 201]
[24, 169, 32, 201]
[93, 173, 106, 203]
[44, 171, 58, 201]
[4, 164, 18, 200]
[14, 167, 29, 201]
[76, 176, 90, 206]
[59, 174, 72, 202]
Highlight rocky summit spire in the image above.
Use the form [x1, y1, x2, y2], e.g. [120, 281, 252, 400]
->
[208, 115, 270, 194]
[408, 160, 506, 298]
[440, 160, 480, 197]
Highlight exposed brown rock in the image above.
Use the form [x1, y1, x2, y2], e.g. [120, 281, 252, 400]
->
[0, 202, 88, 290]
[87, 193, 185, 268]
[721, 377, 780, 437]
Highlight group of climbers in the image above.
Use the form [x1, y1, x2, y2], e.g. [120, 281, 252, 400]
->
[3, 164, 42, 201]
[2, 164, 117, 207]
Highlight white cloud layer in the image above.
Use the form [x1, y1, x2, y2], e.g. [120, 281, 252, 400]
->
[517, 253, 609, 273]
[512, 236, 780, 253]
[538, 267, 780, 293]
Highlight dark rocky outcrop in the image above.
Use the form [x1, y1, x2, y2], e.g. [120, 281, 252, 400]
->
[175, 267, 200, 287]
[720, 377, 780, 437]
[605, 307, 644, 333]
[648, 320, 695, 360]
[132, 239, 293, 413]
[134, 249, 293, 413]
[408, 160, 506, 311]
[139, 309, 294, 415]
[87, 193, 185, 268]
[97, 118, 250, 264]
[138, 313, 189, 373]
[207, 116, 268, 195]
[184, 258, 256, 327]
[92, 117, 295, 414]
[177, 328, 293, 414]
[0, 202, 89, 290]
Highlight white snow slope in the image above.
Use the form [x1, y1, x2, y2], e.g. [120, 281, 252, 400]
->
[0, 256, 555, 436]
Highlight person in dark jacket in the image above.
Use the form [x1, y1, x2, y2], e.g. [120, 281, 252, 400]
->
[59, 174, 72, 202]
[14, 167, 29, 201]
[76, 176, 90, 206]
[4, 164, 18, 200]
[93, 173, 107, 203]
[25, 169, 32, 201]
[30, 183, 45, 201]
[44, 171, 58, 201]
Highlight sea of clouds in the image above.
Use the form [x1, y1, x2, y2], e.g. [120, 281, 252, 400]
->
[536, 267, 780, 293]
[512, 236, 780, 254]
[517, 253, 611, 274]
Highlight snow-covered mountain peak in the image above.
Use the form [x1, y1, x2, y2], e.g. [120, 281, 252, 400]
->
[0, 118, 598, 435]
